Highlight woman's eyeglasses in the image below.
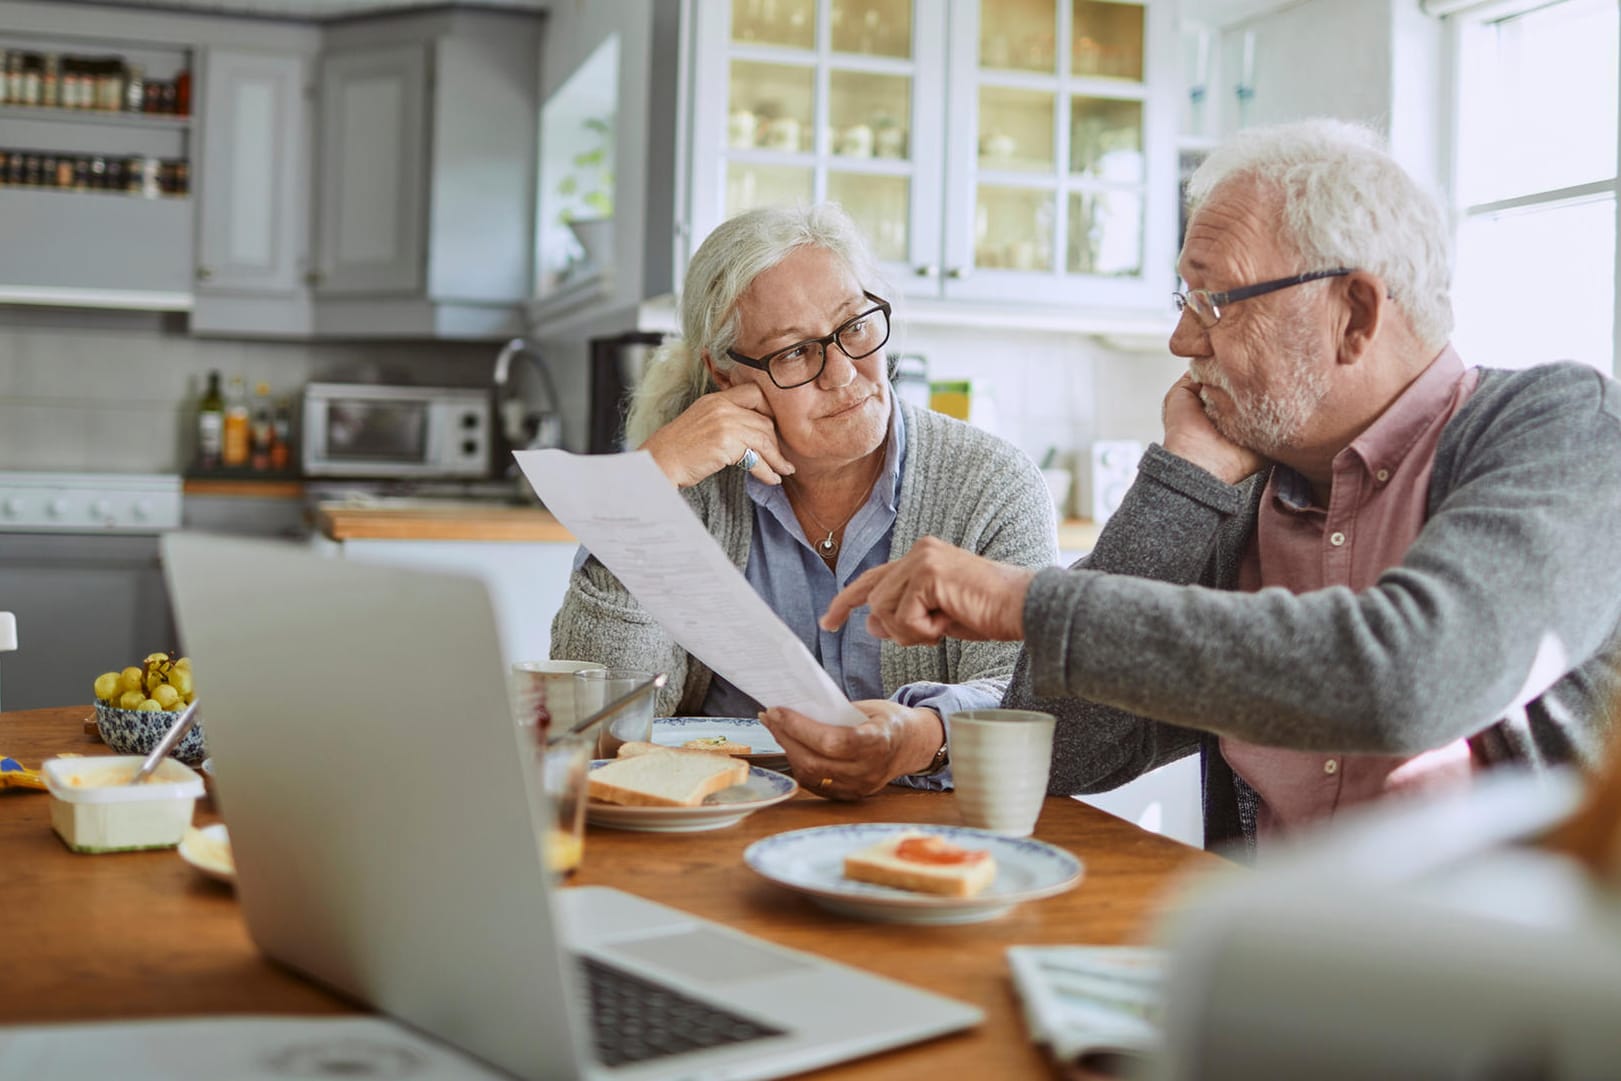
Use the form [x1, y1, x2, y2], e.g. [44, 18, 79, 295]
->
[727, 292, 892, 389]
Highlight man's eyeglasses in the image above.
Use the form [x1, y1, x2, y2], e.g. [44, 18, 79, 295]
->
[727, 292, 892, 390]
[1173, 267, 1353, 329]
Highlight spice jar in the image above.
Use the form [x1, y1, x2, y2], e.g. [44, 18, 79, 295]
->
[124, 63, 144, 112]
[40, 54, 58, 108]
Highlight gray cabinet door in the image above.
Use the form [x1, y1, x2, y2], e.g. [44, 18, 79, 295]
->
[314, 44, 427, 296]
[196, 49, 309, 297]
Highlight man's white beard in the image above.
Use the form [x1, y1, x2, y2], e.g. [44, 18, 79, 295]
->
[1193, 320, 1329, 457]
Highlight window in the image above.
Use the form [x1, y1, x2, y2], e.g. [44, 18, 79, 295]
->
[1448, 0, 1618, 374]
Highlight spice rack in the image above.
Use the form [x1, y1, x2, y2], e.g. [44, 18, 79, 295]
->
[0, 32, 195, 307]
[0, 35, 192, 199]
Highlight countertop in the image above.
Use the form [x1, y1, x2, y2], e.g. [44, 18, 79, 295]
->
[318, 499, 1103, 550]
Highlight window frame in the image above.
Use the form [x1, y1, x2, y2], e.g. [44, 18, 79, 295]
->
[1441, 0, 1621, 376]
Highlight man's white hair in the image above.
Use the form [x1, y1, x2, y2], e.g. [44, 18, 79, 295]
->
[624, 203, 882, 448]
[1186, 118, 1454, 349]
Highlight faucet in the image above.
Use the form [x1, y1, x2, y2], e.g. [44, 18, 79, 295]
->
[492, 338, 563, 461]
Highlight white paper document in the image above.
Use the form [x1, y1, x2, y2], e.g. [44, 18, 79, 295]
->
[515, 448, 865, 726]
[0, 1015, 508, 1081]
[1006, 945, 1164, 1069]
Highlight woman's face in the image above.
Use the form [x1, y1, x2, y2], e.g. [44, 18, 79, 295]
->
[712, 245, 890, 472]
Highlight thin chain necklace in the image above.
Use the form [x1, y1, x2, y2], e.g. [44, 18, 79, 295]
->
[785, 449, 886, 563]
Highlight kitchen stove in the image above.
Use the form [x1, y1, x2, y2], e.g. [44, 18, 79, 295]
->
[0, 472, 183, 711]
[0, 472, 182, 533]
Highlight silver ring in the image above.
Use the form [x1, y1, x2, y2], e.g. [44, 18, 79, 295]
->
[734, 447, 760, 472]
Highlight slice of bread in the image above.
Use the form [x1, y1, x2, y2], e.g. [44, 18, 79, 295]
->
[588, 750, 750, 808]
[843, 830, 997, 898]
[614, 740, 734, 761]
[680, 735, 753, 756]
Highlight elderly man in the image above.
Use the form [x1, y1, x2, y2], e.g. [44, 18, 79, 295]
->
[803, 118, 1621, 855]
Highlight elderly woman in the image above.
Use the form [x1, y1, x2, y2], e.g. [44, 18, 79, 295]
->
[551, 203, 1056, 798]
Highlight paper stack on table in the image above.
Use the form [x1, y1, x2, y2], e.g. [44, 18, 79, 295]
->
[1006, 945, 1165, 1072]
[515, 448, 865, 727]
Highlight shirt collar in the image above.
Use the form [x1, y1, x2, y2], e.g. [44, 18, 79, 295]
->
[1267, 345, 1469, 512]
[1342, 344, 1469, 480]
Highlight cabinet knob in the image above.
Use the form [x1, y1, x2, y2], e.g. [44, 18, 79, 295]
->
[946, 266, 969, 280]
[195, 266, 213, 281]
[913, 264, 938, 278]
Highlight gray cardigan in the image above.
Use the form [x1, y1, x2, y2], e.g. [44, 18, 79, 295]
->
[1006, 362, 1621, 850]
[552, 399, 1060, 716]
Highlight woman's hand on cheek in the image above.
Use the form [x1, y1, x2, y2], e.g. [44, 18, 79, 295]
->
[642, 382, 797, 488]
[759, 702, 943, 800]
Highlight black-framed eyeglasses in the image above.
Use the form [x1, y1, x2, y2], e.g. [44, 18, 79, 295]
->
[1173, 267, 1354, 329]
[726, 292, 892, 389]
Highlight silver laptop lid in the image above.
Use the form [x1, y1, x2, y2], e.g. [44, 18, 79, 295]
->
[163, 532, 586, 1081]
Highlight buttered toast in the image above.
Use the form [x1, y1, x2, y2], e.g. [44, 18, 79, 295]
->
[842, 831, 997, 898]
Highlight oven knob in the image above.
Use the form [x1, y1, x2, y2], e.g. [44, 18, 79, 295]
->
[2, 497, 21, 517]
[91, 498, 112, 518]
[47, 498, 68, 518]
[133, 500, 151, 521]
[462, 412, 480, 429]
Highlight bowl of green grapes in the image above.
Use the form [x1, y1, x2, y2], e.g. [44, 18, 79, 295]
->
[91, 652, 205, 766]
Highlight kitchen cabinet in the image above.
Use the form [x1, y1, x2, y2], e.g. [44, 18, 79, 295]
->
[684, 0, 1179, 314]
[311, 8, 543, 340]
[0, 30, 195, 310]
[191, 47, 315, 337]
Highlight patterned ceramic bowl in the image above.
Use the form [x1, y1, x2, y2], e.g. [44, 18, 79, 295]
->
[93, 701, 207, 766]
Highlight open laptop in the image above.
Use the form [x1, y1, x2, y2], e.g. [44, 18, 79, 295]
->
[162, 532, 980, 1081]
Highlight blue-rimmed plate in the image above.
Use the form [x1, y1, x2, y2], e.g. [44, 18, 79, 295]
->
[651, 717, 787, 765]
[743, 823, 1083, 924]
[586, 761, 798, 833]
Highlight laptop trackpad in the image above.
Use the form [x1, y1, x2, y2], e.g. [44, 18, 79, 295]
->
[604, 926, 813, 985]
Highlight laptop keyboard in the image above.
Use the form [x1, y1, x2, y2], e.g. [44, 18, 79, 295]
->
[580, 955, 785, 1067]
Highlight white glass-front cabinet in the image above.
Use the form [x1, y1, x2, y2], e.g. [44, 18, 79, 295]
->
[686, 0, 1176, 313]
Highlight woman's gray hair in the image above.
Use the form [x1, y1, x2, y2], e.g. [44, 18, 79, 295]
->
[624, 202, 883, 448]
[1186, 118, 1454, 349]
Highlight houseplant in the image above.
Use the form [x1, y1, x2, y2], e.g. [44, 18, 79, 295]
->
[556, 113, 615, 270]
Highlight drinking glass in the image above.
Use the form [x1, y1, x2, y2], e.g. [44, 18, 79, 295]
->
[574, 667, 657, 759]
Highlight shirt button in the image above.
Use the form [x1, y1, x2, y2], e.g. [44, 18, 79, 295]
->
[1323, 759, 1339, 775]
[1375, 469, 1390, 483]
[1328, 531, 1346, 547]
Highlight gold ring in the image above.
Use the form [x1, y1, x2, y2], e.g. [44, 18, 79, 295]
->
[819, 776, 832, 790]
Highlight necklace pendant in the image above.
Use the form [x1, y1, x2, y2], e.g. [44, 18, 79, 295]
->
[818, 532, 837, 555]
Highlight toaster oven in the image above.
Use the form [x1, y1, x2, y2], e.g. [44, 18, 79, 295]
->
[301, 383, 492, 478]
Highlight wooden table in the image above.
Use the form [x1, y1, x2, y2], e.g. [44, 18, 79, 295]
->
[1, 706, 1218, 1078]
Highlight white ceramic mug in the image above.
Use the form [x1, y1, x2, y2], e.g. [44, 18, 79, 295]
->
[509, 659, 605, 742]
[949, 709, 1055, 837]
[764, 116, 801, 151]
[728, 109, 757, 147]
[838, 123, 874, 157]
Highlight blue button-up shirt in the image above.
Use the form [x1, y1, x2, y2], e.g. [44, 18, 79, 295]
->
[698, 398, 990, 788]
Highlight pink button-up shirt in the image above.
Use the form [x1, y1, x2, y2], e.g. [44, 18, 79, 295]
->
[1220, 347, 1482, 843]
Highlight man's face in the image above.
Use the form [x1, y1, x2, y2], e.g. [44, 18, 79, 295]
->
[1170, 182, 1334, 458]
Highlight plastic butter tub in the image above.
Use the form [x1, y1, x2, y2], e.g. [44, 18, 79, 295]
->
[42, 755, 204, 853]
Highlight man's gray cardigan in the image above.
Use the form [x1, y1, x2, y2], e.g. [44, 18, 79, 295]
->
[553, 400, 1060, 717]
[1006, 362, 1621, 850]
